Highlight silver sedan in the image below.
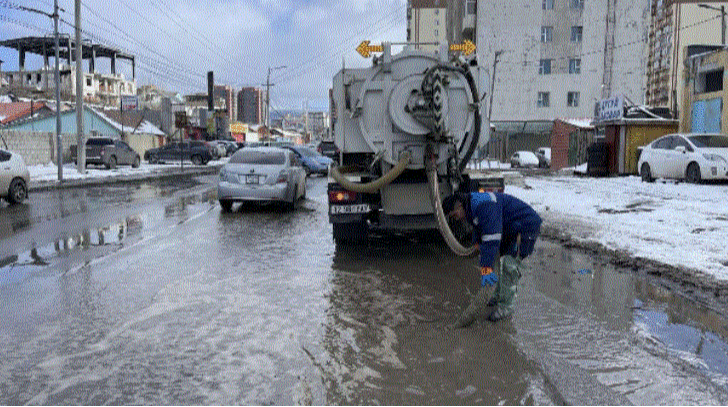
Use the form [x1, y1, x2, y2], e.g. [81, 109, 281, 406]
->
[0, 149, 30, 205]
[217, 147, 306, 211]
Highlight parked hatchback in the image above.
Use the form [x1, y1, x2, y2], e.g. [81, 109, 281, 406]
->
[283, 145, 333, 176]
[0, 149, 30, 204]
[217, 147, 306, 211]
[638, 133, 728, 183]
[510, 151, 539, 168]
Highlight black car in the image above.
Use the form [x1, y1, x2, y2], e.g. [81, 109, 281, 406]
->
[317, 140, 339, 161]
[144, 141, 214, 165]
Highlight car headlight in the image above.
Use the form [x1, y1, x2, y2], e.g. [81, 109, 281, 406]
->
[703, 153, 727, 163]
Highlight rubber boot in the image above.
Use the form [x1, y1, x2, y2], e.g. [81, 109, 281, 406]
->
[488, 255, 521, 321]
[450, 283, 496, 329]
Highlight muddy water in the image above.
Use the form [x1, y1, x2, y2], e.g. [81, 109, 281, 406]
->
[0, 176, 727, 404]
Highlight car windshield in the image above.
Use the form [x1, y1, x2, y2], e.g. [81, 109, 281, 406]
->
[687, 135, 728, 148]
[230, 150, 285, 165]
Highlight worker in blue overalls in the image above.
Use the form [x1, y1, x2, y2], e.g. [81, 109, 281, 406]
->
[443, 191, 542, 327]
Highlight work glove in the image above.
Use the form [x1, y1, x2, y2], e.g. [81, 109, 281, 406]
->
[480, 266, 498, 287]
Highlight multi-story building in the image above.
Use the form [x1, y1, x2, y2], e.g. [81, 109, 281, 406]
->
[407, 0, 448, 51]
[214, 85, 236, 122]
[475, 0, 651, 121]
[0, 36, 136, 106]
[647, 1, 728, 117]
[237, 87, 264, 125]
[446, 0, 477, 45]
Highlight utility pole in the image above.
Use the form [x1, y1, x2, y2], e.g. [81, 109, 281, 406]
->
[75, 0, 85, 173]
[12, 2, 63, 180]
[264, 65, 286, 135]
[488, 50, 502, 166]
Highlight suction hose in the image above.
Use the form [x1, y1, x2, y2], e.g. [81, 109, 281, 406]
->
[426, 156, 479, 257]
[329, 151, 412, 194]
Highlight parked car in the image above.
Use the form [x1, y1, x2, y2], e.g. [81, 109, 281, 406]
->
[510, 151, 539, 168]
[535, 147, 551, 168]
[283, 145, 333, 176]
[222, 140, 241, 156]
[317, 140, 339, 161]
[0, 149, 30, 204]
[71, 137, 141, 169]
[638, 133, 728, 183]
[217, 147, 306, 211]
[144, 141, 214, 165]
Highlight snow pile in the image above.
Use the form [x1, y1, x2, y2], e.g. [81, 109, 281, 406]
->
[509, 175, 728, 281]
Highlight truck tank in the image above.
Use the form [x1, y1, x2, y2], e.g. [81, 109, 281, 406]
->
[328, 42, 499, 254]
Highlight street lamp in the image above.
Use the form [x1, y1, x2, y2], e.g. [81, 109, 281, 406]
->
[13, 1, 64, 181]
[264, 65, 286, 131]
[699, 3, 726, 46]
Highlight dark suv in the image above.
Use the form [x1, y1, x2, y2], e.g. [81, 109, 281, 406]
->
[144, 141, 214, 165]
[317, 140, 339, 161]
[71, 137, 141, 169]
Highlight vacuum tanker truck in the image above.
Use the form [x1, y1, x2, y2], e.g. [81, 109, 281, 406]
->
[328, 41, 502, 253]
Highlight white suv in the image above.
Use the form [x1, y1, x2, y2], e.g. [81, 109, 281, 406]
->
[0, 149, 30, 204]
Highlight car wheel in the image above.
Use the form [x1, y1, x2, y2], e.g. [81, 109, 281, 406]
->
[219, 199, 233, 212]
[640, 163, 654, 183]
[686, 162, 702, 184]
[7, 178, 28, 204]
[132, 156, 141, 168]
[301, 182, 307, 200]
[106, 156, 117, 170]
[191, 155, 203, 166]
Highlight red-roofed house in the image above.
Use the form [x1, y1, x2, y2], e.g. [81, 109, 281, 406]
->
[0, 102, 52, 126]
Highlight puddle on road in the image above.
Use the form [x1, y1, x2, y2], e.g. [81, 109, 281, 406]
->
[320, 236, 728, 405]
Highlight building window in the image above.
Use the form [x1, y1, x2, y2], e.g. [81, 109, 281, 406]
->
[539, 59, 552, 75]
[697, 69, 724, 93]
[568, 92, 580, 107]
[541, 26, 553, 43]
[434, 8, 439, 15]
[537, 92, 550, 107]
[434, 29, 439, 37]
[467, 0, 477, 14]
[435, 19, 439, 26]
[571, 0, 584, 9]
[571, 26, 583, 42]
[569, 58, 581, 74]
[86, 78, 92, 86]
[543, 0, 553, 10]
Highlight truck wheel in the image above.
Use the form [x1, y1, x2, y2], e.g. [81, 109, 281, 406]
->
[333, 222, 367, 244]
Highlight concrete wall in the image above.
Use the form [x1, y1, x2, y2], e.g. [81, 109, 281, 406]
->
[125, 133, 163, 157]
[0, 130, 76, 166]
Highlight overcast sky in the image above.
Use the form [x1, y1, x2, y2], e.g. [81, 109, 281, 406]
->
[1, 0, 407, 111]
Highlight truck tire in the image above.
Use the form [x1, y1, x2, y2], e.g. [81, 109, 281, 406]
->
[333, 222, 367, 244]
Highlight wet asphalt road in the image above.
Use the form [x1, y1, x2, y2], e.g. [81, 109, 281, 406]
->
[1, 174, 728, 404]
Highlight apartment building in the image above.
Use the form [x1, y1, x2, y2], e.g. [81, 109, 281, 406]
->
[646, 1, 728, 117]
[407, 0, 448, 51]
[476, 0, 651, 121]
[237, 87, 264, 125]
[446, 0, 477, 44]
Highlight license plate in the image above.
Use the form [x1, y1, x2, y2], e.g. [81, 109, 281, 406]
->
[330, 204, 370, 214]
[245, 175, 260, 184]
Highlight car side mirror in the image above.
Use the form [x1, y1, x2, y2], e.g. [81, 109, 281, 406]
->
[675, 146, 686, 154]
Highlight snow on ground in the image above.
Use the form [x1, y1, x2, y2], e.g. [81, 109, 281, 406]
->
[508, 174, 728, 282]
[28, 158, 227, 184]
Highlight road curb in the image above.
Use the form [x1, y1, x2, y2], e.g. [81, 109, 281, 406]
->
[28, 163, 223, 193]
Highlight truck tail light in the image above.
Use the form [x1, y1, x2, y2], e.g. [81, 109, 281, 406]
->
[329, 190, 357, 203]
